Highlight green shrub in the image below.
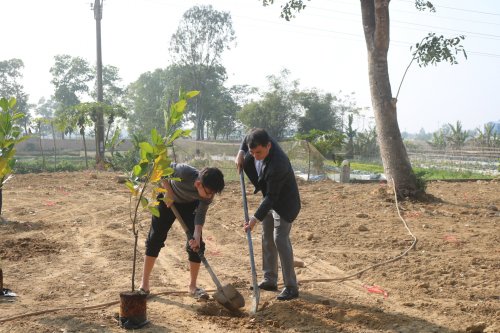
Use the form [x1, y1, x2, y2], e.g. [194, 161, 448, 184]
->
[14, 160, 90, 173]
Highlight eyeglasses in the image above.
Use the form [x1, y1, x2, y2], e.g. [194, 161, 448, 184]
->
[201, 183, 215, 197]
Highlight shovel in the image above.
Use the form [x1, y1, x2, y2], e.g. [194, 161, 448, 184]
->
[240, 172, 260, 314]
[170, 204, 245, 312]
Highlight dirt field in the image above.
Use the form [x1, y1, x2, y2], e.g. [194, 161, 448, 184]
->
[0, 172, 499, 333]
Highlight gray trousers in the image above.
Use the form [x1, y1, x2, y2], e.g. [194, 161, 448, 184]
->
[261, 210, 298, 288]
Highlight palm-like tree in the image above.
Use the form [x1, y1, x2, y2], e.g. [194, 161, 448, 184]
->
[447, 121, 469, 149]
[475, 123, 495, 147]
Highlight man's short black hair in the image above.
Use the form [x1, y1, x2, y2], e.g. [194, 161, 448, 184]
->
[199, 167, 225, 193]
[247, 128, 270, 149]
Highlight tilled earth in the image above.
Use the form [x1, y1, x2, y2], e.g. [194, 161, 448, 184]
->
[0, 172, 499, 332]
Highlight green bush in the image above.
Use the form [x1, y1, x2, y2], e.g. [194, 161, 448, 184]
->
[14, 160, 90, 173]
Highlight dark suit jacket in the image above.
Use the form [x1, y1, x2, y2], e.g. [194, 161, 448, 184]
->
[240, 137, 301, 223]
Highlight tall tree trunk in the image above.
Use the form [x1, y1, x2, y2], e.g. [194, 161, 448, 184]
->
[105, 123, 111, 148]
[194, 100, 202, 141]
[360, 0, 418, 197]
[51, 123, 57, 169]
[39, 133, 46, 171]
[82, 131, 89, 169]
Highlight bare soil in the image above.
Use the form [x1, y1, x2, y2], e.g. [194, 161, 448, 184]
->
[0, 172, 499, 333]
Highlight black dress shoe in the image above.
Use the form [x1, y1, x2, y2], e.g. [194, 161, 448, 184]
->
[258, 280, 278, 291]
[276, 287, 299, 301]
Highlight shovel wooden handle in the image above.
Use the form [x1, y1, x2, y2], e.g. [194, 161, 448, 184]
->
[170, 204, 224, 291]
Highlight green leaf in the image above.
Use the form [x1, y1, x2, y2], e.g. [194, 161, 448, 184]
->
[0, 98, 8, 111]
[140, 141, 154, 160]
[133, 164, 142, 176]
[149, 206, 160, 218]
[151, 128, 163, 145]
[162, 167, 175, 177]
[186, 90, 200, 99]
[156, 160, 171, 172]
[12, 113, 25, 121]
[8, 97, 17, 109]
[168, 128, 184, 143]
[125, 180, 136, 192]
[139, 142, 154, 154]
[140, 197, 148, 208]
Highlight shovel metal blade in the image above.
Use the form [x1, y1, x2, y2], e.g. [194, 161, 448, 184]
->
[250, 289, 260, 314]
[213, 284, 245, 312]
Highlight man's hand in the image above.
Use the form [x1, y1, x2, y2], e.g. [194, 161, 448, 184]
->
[235, 150, 245, 174]
[190, 226, 202, 252]
[243, 216, 258, 233]
[189, 238, 200, 252]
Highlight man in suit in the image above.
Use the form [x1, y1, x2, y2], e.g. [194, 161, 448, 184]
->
[235, 128, 301, 301]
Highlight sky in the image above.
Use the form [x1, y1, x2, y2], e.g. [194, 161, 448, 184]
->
[2, 0, 500, 133]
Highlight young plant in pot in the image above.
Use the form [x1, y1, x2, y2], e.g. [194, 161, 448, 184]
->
[120, 90, 198, 329]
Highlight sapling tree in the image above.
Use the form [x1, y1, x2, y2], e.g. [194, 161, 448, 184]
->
[295, 129, 325, 181]
[124, 90, 198, 291]
[0, 97, 29, 221]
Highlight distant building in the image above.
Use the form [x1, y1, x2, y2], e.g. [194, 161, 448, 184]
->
[490, 121, 500, 133]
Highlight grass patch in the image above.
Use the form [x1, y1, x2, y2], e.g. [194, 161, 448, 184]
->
[341, 162, 493, 180]
[413, 167, 493, 180]
[349, 162, 385, 174]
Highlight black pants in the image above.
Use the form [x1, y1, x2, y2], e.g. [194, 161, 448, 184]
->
[145, 199, 205, 263]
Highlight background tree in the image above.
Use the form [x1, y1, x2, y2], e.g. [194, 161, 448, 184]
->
[332, 92, 361, 133]
[295, 129, 326, 180]
[72, 103, 98, 168]
[207, 86, 238, 140]
[125, 69, 170, 135]
[447, 120, 469, 149]
[429, 129, 447, 150]
[102, 104, 127, 147]
[91, 64, 127, 145]
[50, 55, 94, 139]
[261, 0, 466, 197]
[92, 65, 125, 105]
[0, 59, 32, 135]
[344, 113, 357, 159]
[32, 117, 47, 170]
[354, 126, 379, 160]
[474, 123, 495, 147]
[296, 90, 338, 134]
[313, 130, 345, 162]
[33, 98, 60, 170]
[238, 69, 299, 139]
[169, 5, 236, 140]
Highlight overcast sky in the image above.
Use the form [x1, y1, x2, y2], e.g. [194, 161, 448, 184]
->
[2, 0, 500, 133]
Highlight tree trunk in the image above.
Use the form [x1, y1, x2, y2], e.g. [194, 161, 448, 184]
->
[194, 100, 201, 141]
[82, 132, 89, 169]
[51, 123, 57, 169]
[39, 133, 46, 170]
[360, 0, 419, 197]
[306, 140, 311, 181]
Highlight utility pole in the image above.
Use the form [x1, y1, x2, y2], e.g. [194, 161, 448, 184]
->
[93, 0, 105, 169]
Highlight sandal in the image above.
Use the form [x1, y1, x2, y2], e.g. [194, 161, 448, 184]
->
[138, 288, 150, 295]
[190, 287, 209, 300]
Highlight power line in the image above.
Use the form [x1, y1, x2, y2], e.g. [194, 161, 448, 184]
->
[392, 19, 500, 40]
[301, 4, 500, 39]
[307, 1, 500, 26]
[400, 0, 500, 16]
[233, 14, 500, 59]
